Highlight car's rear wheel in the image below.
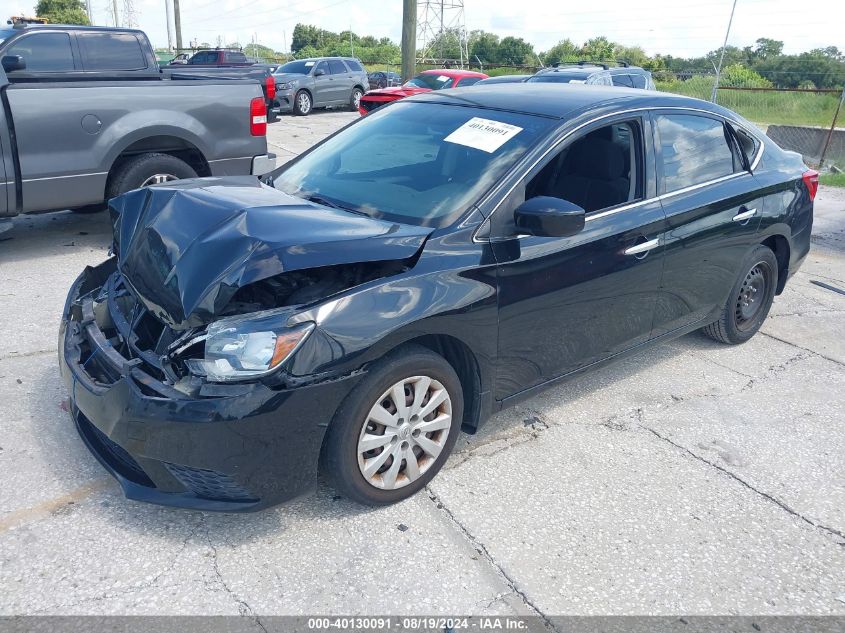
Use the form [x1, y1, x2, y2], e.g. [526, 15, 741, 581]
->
[702, 245, 778, 345]
[293, 90, 312, 116]
[349, 88, 363, 111]
[107, 153, 197, 200]
[321, 345, 463, 506]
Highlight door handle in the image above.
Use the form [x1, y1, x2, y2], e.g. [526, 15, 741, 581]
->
[732, 207, 757, 223]
[624, 237, 660, 256]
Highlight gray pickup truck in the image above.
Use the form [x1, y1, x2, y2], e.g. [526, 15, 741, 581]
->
[0, 24, 275, 223]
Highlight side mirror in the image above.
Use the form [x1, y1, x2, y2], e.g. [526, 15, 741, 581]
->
[314, 68, 326, 77]
[2, 55, 26, 72]
[514, 196, 585, 238]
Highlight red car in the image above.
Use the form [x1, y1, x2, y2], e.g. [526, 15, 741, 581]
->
[359, 68, 488, 115]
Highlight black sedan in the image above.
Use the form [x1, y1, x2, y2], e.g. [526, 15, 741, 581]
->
[367, 70, 402, 90]
[59, 85, 817, 511]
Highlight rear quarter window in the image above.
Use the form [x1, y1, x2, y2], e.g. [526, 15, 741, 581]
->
[224, 51, 247, 63]
[346, 59, 364, 72]
[78, 32, 147, 70]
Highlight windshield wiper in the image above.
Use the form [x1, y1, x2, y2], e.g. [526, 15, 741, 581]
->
[302, 193, 367, 216]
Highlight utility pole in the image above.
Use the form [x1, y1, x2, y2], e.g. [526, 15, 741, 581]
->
[164, 0, 174, 51]
[85, 0, 93, 24]
[111, 0, 120, 27]
[401, 0, 416, 82]
[711, 0, 738, 103]
[439, 0, 444, 61]
[173, 0, 183, 52]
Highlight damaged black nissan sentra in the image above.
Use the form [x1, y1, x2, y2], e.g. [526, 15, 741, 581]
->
[60, 84, 817, 511]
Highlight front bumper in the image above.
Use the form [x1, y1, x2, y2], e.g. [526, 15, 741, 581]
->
[272, 87, 296, 113]
[59, 260, 361, 512]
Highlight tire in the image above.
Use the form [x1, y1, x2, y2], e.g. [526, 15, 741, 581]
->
[107, 153, 197, 200]
[293, 90, 312, 116]
[349, 87, 363, 111]
[321, 345, 464, 506]
[702, 245, 778, 345]
[71, 203, 106, 214]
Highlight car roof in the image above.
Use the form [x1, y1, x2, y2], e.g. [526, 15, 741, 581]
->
[8, 24, 146, 34]
[403, 83, 731, 121]
[534, 64, 647, 78]
[420, 68, 487, 78]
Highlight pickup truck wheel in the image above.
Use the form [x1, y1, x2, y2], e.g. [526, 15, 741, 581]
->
[321, 345, 463, 506]
[349, 88, 363, 111]
[108, 153, 197, 199]
[293, 90, 312, 116]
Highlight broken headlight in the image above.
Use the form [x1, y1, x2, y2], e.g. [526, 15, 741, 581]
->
[185, 314, 314, 382]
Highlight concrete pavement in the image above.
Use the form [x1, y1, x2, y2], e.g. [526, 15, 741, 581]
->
[0, 114, 843, 619]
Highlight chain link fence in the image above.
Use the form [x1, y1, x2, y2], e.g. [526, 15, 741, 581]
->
[655, 74, 845, 171]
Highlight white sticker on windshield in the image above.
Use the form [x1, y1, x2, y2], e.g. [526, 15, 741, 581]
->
[568, 79, 586, 84]
[444, 117, 523, 153]
[305, 61, 315, 67]
[437, 75, 450, 82]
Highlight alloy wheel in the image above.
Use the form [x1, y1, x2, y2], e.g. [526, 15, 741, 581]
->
[298, 92, 311, 114]
[734, 262, 770, 330]
[357, 376, 452, 490]
[352, 89, 362, 109]
[140, 173, 178, 187]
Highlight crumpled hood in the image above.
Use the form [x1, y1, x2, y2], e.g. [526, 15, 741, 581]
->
[110, 177, 432, 330]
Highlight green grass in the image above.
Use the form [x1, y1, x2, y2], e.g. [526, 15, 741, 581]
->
[820, 172, 845, 187]
[656, 78, 840, 128]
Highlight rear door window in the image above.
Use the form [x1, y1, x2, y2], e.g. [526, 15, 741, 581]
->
[630, 73, 647, 89]
[78, 32, 146, 70]
[189, 51, 215, 64]
[6, 32, 75, 71]
[457, 76, 481, 86]
[655, 114, 740, 193]
[328, 60, 347, 75]
[612, 73, 634, 87]
[224, 51, 247, 63]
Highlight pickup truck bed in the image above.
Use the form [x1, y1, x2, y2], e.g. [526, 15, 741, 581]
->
[0, 24, 275, 219]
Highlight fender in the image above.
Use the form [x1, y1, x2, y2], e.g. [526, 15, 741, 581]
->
[97, 116, 213, 176]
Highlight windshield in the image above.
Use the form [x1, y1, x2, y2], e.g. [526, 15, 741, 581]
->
[271, 102, 553, 228]
[0, 28, 15, 44]
[405, 73, 454, 90]
[276, 60, 316, 75]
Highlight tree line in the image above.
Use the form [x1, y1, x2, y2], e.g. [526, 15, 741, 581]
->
[24, 2, 845, 90]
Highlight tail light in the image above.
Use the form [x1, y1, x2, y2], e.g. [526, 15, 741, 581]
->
[802, 170, 819, 201]
[250, 97, 267, 136]
[265, 74, 276, 100]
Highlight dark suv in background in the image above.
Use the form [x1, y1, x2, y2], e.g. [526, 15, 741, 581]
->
[528, 61, 655, 89]
[272, 57, 368, 116]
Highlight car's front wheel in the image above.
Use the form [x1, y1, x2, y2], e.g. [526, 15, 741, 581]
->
[349, 88, 363, 111]
[293, 90, 312, 116]
[321, 345, 463, 505]
[702, 244, 778, 344]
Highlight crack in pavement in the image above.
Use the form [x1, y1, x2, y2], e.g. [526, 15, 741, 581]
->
[204, 524, 269, 633]
[760, 331, 844, 368]
[424, 487, 560, 632]
[641, 425, 845, 545]
[1, 348, 56, 361]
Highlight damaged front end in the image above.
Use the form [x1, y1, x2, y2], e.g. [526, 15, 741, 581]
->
[59, 178, 430, 511]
